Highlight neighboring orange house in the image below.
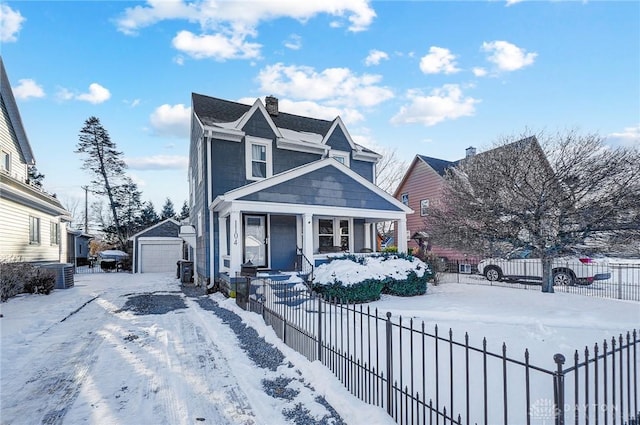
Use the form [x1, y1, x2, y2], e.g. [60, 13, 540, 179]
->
[393, 147, 476, 261]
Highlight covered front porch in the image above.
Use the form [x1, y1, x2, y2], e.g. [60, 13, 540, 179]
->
[213, 200, 408, 280]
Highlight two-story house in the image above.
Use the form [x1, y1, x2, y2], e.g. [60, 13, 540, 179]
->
[0, 57, 71, 264]
[187, 93, 411, 287]
[394, 137, 543, 261]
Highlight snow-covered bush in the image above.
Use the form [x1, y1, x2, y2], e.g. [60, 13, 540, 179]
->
[312, 253, 432, 303]
[0, 262, 56, 301]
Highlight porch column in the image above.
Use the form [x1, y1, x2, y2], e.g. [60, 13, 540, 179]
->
[218, 215, 227, 271]
[302, 213, 314, 262]
[397, 218, 408, 254]
[364, 223, 372, 250]
[229, 210, 242, 274]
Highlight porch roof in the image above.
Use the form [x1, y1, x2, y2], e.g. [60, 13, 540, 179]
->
[210, 158, 412, 219]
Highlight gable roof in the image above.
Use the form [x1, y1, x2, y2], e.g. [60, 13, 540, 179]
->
[417, 155, 460, 177]
[211, 158, 412, 214]
[191, 93, 379, 160]
[129, 218, 181, 240]
[0, 56, 34, 165]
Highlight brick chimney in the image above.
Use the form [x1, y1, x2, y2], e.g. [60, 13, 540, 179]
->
[265, 95, 279, 116]
[465, 146, 476, 158]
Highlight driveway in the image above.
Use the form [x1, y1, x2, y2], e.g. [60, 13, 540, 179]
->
[1, 273, 385, 425]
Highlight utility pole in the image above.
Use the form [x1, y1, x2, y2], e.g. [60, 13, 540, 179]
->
[82, 185, 89, 233]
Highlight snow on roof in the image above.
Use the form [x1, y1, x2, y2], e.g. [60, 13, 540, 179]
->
[278, 127, 323, 144]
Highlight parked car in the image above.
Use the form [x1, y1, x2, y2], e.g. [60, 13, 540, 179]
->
[477, 247, 611, 286]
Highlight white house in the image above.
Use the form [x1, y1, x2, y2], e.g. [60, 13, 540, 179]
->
[0, 56, 71, 264]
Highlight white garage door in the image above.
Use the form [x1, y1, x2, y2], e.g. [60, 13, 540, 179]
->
[140, 241, 182, 273]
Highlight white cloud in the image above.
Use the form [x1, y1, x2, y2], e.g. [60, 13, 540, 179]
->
[56, 87, 75, 101]
[283, 34, 302, 50]
[238, 96, 364, 125]
[256, 63, 393, 109]
[13, 79, 45, 100]
[419, 46, 460, 75]
[472, 67, 488, 77]
[126, 155, 188, 170]
[607, 125, 640, 147]
[365, 49, 389, 66]
[172, 30, 261, 60]
[481, 40, 537, 72]
[116, 0, 375, 60]
[149, 103, 191, 138]
[76, 83, 111, 104]
[391, 84, 479, 126]
[505, 0, 525, 6]
[0, 4, 25, 43]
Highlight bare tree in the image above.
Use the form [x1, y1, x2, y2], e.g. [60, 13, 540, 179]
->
[429, 131, 640, 292]
[375, 147, 408, 242]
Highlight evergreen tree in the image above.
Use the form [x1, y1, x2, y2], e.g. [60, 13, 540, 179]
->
[27, 165, 45, 188]
[178, 200, 189, 221]
[76, 116, 129, 247]
[139, 202, 160, 228]
[160, 198, 176, 220]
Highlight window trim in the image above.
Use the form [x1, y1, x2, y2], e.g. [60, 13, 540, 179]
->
[329, 150, 350, 167]
[29, 216, 40, 244]
[50, 221, 60, 245]
[1, 150, 10, 173]
[420, 199, 429, 216]
[245, 136, 273, 181]
[314, 217, 353, 253]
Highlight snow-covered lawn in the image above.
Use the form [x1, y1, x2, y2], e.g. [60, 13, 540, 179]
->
[1, 271, 638, 424]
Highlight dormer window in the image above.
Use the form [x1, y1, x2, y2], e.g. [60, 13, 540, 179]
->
[329, 150, 350, 167]
[245, 136, 272, 181]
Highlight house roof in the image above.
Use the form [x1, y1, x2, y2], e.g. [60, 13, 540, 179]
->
[417, 155, 460, 177]
[0, 56, 34, 165]
[192, 93, 379, 157]
[129, 218, 181, 240]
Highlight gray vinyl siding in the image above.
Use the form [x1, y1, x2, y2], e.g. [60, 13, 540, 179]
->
[273, 149, 321, 175]
[269, 215, 297, 271]
[325, 125, 351, 152]
[211, 138, 245, 196]
[350, 159, 374, 182]
[241, 112, 277, 140]
[189, 117, 209, 281]
[239, 165, 402, 211]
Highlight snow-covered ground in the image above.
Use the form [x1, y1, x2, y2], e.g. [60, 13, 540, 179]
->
[1, 271, 638, 424]
[0, 273, 393, 425]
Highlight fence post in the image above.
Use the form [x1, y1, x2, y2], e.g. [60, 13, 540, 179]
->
[317, 295, 323, 363]
[553, 353, 566, 425]
[386, 312, 393, 416]
[617, 265, 622, 300]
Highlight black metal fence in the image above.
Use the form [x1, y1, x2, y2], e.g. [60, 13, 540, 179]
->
[438, 259, 640, 302]
[246, 278, 639, 425]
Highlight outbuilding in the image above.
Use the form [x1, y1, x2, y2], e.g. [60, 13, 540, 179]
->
[130, 219, 185, 273]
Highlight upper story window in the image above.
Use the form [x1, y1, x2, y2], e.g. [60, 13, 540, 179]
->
[1, 150, 10, 172]
[197, 138, 203, 183]
[401, 193, 409, 206]
[29, 216, 40, 244]
[245, 136, 272, 181]
[329, 150, 350, 167]
[50, 221, 60, 245]
[420, 199, 429, 216]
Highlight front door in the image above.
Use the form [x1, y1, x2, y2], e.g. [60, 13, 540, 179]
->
[244, 215, 267, 267]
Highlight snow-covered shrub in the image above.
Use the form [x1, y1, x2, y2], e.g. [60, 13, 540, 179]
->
[1, 262, 33, 301]
[312, 253, 432, 303]
[23, 268, 55, 295]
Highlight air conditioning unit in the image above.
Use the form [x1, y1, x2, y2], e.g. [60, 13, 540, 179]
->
[39, 263, 75, 289]
[459, 264, 472, 274]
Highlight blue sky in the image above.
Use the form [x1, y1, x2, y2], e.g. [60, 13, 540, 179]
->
[2, 0, 638, 217]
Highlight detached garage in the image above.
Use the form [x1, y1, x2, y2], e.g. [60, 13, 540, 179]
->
[130, 219, 185, 273]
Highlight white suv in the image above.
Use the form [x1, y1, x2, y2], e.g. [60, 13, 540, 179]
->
[477, 248, 611, 286]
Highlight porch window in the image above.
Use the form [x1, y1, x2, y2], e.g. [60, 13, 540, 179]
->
[29, 216, 40, 244]
[316, 218, 351, 252]
[245, 136, 272, 181]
